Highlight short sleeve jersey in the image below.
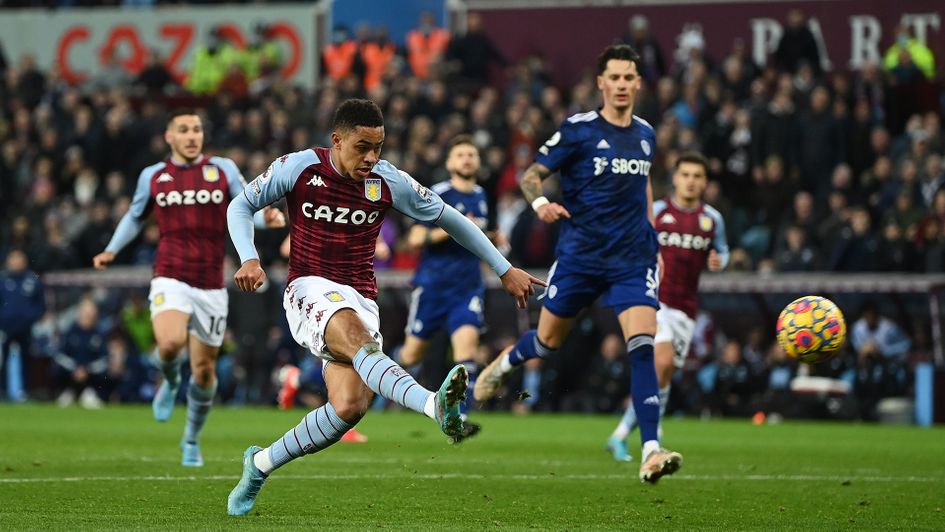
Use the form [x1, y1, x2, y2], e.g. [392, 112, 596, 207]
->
[653, 198, 728, 318]
[128, 155, 245, 289]
[242, 147, 445, 299]
[535, 111, 658, 270]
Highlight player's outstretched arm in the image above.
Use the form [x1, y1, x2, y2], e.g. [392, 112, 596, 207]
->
[436, 205, 545, 308]
[94, 165, 155, 269]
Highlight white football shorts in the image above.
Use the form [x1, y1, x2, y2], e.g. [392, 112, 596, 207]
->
[654, 304, 696, 368]
[148, 276, 228, 347]
[284, 276, 383, 362]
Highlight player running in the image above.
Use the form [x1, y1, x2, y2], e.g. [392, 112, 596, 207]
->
[93, 109, 285, 467]
[225, 99, 543, 516]
[472, 44, 681, 482]
[606, 152, 729, 462]
[399, 134, 491, 443]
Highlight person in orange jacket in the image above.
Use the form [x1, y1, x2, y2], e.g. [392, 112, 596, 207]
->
[406, 11, 449, 79]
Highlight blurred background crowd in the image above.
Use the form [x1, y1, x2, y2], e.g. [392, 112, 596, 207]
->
[0, 4, 942, 422]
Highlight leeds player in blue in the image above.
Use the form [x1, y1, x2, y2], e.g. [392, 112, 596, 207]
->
[399, 135, 489, 443]
[473, 45, 682, 482]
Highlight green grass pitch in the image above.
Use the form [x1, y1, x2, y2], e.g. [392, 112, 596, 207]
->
[1, 404, 943, 530]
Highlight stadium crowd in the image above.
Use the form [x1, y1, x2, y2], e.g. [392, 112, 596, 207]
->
[0, 9, 941, 420]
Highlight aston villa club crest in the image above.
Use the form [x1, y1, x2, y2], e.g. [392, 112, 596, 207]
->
[202, 165, 220, 182]
[699, 214, 713, 232]
[640, 140, 651, 156]
[365, 178, 382, 202]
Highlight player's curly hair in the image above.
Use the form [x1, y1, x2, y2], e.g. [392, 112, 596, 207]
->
[597, 44, 641, 74]
[333, 99, 384, 132]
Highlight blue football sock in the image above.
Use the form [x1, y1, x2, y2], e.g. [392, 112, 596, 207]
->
[628, 334, 660, 445]
[183, 380, 216, 444]
[522, 366, 541, 407]
[507, 330, 555, 366]
[353, 343, 432, 415]
[267, 402, 353, 472]
[458, 360, 478, 418]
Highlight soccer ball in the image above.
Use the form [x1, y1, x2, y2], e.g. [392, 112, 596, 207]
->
[776, 296, 846, 363]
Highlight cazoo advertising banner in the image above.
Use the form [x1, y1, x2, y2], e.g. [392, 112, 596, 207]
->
[0, 3, 321, 88]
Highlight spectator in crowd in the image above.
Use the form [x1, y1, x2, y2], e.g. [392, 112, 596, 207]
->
[876, 220, 918, 271]
[406, 11, 450, 79]
[883, 25, 935, 82]
[321, 25, 362, 83]
[713, 339, 755, 417]
[53, 298, 108, 408]
[775, 224, 818, 271]
[360, 26, 397, 93]
[773, 9, 821, 76]
[0, 249, 45, 401]
[851, 301, 912, 362]
[185, 27, 240, 95]
[829, 206, 879, 271]
[850, 301, 911, 420]
[615, 15, 665, 85]
[445, 12, 506, 92]
[794, 86, 845, 198]
[134, 49, 177, 95]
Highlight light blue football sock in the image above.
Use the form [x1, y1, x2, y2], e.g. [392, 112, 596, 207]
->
[183, 380, 216, 444]
[659, 384, 670, 419]
[353, 342, 432, 415]
[615, 402, 638, 440]
[266, 403, 354, 472]
[523, 366, 541, 407]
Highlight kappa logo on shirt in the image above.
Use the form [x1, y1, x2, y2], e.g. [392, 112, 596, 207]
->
[156, 173, 174, 183]
[307, 175, 326, 187]
[660, 213, 677, 225]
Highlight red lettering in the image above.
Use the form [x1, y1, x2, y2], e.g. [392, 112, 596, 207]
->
[267, 22, 302, 78]
[56, 26, 90, 84]
[159, 23, 195, 84]
[100, 25, 148, 74]
[214, 23, 246, 48]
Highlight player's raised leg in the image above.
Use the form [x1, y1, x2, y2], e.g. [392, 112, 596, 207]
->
[181, 336, 219, 467]
[151, 310, 189, 422]
[228, 361, 369, 516]
[324, 310, 467, 437]
[618, 305, 682, 482]
[475, 307, 569, 401]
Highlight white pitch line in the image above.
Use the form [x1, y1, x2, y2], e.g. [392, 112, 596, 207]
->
[0, 473, 942, 484]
